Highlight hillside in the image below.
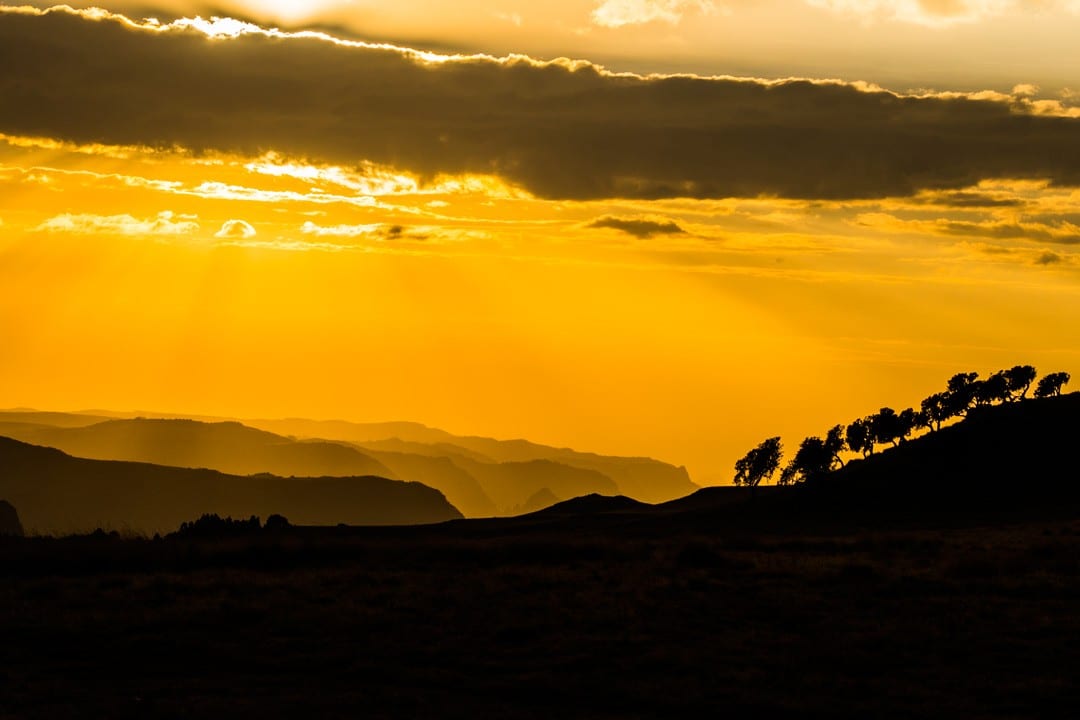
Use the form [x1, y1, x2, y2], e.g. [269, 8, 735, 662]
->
[0, 410, 110, 428]
[245, 417, 698, 504]
[804, 392, 1080, 511]
[450, 457, 619, 513]
[0, 418, 394, 480]
[360, 450, 497, 517]
[0, 410, 698, 512]
[0, 437, 462, 534]
[0, 416, 594, 518]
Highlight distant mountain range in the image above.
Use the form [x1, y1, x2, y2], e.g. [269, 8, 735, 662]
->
[0, 418, 394, 479]
[0, 411, 698, 517]
[3, 395, 1076, 536]
[0, 436, 461, 535]
[244, 417, 698, 504]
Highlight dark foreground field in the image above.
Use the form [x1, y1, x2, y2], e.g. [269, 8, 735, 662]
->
[4, 505, 1080, 719]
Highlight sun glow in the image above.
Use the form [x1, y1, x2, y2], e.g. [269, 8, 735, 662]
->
[236, 0, 344, 22]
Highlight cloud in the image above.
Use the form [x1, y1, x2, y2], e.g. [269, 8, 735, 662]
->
[215, 219, 256, 238]
[301, 221, 428, 241]
[301, 221, 382, 237]
[34, 211, 199, 235]
[1035, 250, 1064, 264]
[2, 6, 1080, 203]
[591, 0, 717, 28]
[855, 212, 1080, 244]
[587, 215, 687, 237]
[911, 190, 1025, 208]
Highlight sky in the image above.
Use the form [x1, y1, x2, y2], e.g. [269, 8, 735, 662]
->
[1, 2, 1079, 483]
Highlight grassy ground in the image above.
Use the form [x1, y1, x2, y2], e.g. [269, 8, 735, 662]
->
[3, 514, 1080, 718]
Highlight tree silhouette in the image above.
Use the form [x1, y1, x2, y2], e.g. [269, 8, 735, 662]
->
[1004, 365, 1037, 401]
[845, 419, 872, 457]
[1035, 371, 1071, 398]
[734, 436, 783, 488]
[913, 408, 933, 434]
[780, 436, 834, 485]
[265, 514, 291, 531]
[974, 371, 1010, 406]
[896, 408, 919, 443]
[726, 364, 1072, 492]
[870, 407, 902, 447]
[920, 392, 950, 431]
[824, 424, 846, 468]
[176, 513, 261, 538]
[944, 372, 980, 418]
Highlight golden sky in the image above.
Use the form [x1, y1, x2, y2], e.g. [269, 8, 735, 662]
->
[1, 3, 1079, 482]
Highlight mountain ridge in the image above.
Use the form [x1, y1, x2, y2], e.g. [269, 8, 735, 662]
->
[0, 410, 698, 510]
[0, 436, 462, 534]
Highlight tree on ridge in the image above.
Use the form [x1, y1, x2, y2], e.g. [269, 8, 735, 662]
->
[734, 436, 783, 488]
[974, 371, 1010, 406]
[920, 392, 950, 432]
[726, 364, 1071, 491]
[1035, 372, 1071, 398]
[845, 419, 873, 457]
[780, 436, 835, 485]
[870, 407, 902, 448]
[824, 425, 847, 468]
[944, 372, 980, 418]
[1004, 365, 1038, 401]
[896, 408, 919, 443]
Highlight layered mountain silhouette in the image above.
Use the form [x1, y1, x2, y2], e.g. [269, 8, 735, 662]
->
[0, 437, 461, 534]
[511, 487, 563, 515]
[1, 393, 1076, 534]
[0, 500, 23, 537]
[0, 412, 697, 515]
[246, 417, 699, 505]
[358, 450, 497, 516]
[0, 418, 393, 479]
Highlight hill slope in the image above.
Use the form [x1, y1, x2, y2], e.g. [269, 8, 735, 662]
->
[245, 417, 698, 504]
[0, 411, 697, 512]
[0, 418, 394, 479]
[808, 392, 1080, 511]
[450, 457, 619, 513]
[359, 450, 497, 517]
[0, 437, 462, 534]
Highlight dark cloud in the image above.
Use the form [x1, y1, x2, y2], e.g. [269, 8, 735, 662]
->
[1035, 251, 1064, 265]
[916, 191, 1026, 208]
[587, 215, 686, 238]
[3, 8, 1080, 201]
[937, 219, 1080, 244]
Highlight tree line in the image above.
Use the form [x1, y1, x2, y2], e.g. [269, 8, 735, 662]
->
[734, 367, 1071, 488]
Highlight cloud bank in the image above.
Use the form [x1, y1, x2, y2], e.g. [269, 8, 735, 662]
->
[34, 211, 199, 235]
[2, 6, 1080, 202]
